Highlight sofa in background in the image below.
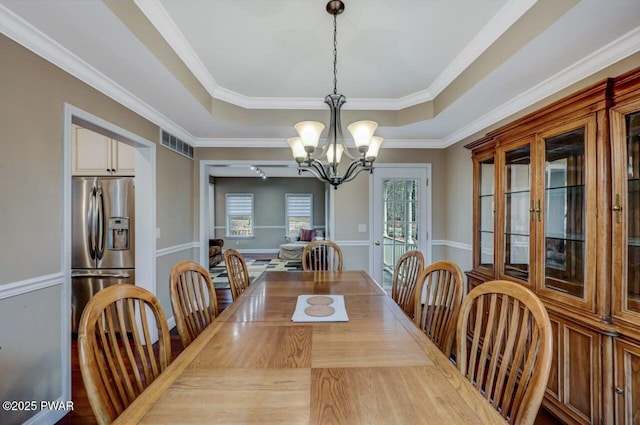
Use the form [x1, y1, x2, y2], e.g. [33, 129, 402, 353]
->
[209, 239, 224, 267]
[278, 241, 309, 261]
[278, 229, 322, 261]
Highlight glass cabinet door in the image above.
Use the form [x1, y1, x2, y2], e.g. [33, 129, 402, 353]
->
[613, 105, 640, 317]
[478, 157, 495, 272]
[625, 111, 640, 313]
[503, 144, 531, 282]
[537, 121, 595, 307]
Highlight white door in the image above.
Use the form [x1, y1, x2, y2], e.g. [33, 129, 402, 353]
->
[371, 165, 430, 290]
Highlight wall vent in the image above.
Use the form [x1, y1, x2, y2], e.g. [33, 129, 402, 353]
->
[161, 130, 194, 159]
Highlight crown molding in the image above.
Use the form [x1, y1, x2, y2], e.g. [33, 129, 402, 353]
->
[0, 3, 195, 144]
[228, 94, 420, 111]
[193, 138, 445, 149]
[441, 25, 640, 148]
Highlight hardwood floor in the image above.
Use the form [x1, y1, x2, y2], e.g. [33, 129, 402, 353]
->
[56, 254, 563, 425]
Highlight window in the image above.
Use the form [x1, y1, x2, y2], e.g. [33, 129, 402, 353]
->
[226, 194, 254, 237]
[286, 194, 313, 236]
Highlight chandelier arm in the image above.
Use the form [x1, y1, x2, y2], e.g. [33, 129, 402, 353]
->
[341, 162, 373, 183]
[341, 158, 367, 182]
[308, 159, 332, 182]
[296, 164, 325, 181]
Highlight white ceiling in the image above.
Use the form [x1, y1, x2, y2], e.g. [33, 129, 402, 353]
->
[1, 0, 640, 177]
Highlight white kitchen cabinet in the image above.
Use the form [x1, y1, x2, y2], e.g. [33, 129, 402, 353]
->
[72, 124, 134, 176]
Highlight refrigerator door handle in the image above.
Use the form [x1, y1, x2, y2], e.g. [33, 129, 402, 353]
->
[96, 184, 105, 260]
[71, 271, 131, 279]
[89, 185, 97, 260]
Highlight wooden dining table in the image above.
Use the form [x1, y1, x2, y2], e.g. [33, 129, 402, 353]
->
[114, 270, 505, 424]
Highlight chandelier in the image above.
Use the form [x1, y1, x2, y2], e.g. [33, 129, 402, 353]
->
[287, 0, 383, 189]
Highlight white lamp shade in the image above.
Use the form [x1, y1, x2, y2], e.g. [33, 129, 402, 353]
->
[287, 137, 306, 160]
[326, 143, 344, 164]
[294, 121, 325, 149]
[366, 136, 383, 160]
[347, 120, 378, 148]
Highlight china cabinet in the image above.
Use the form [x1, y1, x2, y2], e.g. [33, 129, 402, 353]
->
[72, 124, 135, 176]
[466, 66, 640, 425]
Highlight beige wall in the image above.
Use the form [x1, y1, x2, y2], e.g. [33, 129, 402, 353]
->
[442, 141, 474, 277]
[156, 146, 195, 249]
[0, 34, 195, 424]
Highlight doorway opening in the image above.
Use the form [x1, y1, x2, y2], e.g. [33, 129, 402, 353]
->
[370, 165, 431, 289]
[62, 104, 156, 418]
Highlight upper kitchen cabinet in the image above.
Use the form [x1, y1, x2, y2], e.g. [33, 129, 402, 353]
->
[72, 124, 135, 176]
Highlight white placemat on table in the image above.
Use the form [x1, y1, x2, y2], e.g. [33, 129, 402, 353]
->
[291, 295, 349, 322]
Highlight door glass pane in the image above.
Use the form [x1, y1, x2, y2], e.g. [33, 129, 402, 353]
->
[544, 128, 586, 297]
[382, 178, 419, 290]
[504, 146, 531, 281]
[479, 158, 495, 270]
[626, 111, 640, 312]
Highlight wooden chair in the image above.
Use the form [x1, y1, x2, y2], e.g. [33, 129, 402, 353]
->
[456, 280, 552, 425]
[169, 260, 218, 348]
[77, 284, 171, 425]
[224, 248, 250, 300]
[302, 240, 343, 271]
[413, 260, 464, 358]
[390, 250, 425, 317]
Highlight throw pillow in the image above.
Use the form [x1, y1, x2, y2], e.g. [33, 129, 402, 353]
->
[300, 228, 316, 242]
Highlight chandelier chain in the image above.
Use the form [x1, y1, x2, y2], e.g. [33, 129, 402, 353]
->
[333, 12, 338, 95]
[288, 1, 381, 189]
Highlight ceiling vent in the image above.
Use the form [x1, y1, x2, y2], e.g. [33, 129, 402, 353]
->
[161, 130, 194, 159]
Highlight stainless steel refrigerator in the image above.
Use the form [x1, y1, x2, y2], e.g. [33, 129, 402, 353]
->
[71, 176, 135, 332]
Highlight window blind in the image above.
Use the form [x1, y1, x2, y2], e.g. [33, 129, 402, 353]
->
[286, 194, 313, 217]
[227, 194, 253, 216]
